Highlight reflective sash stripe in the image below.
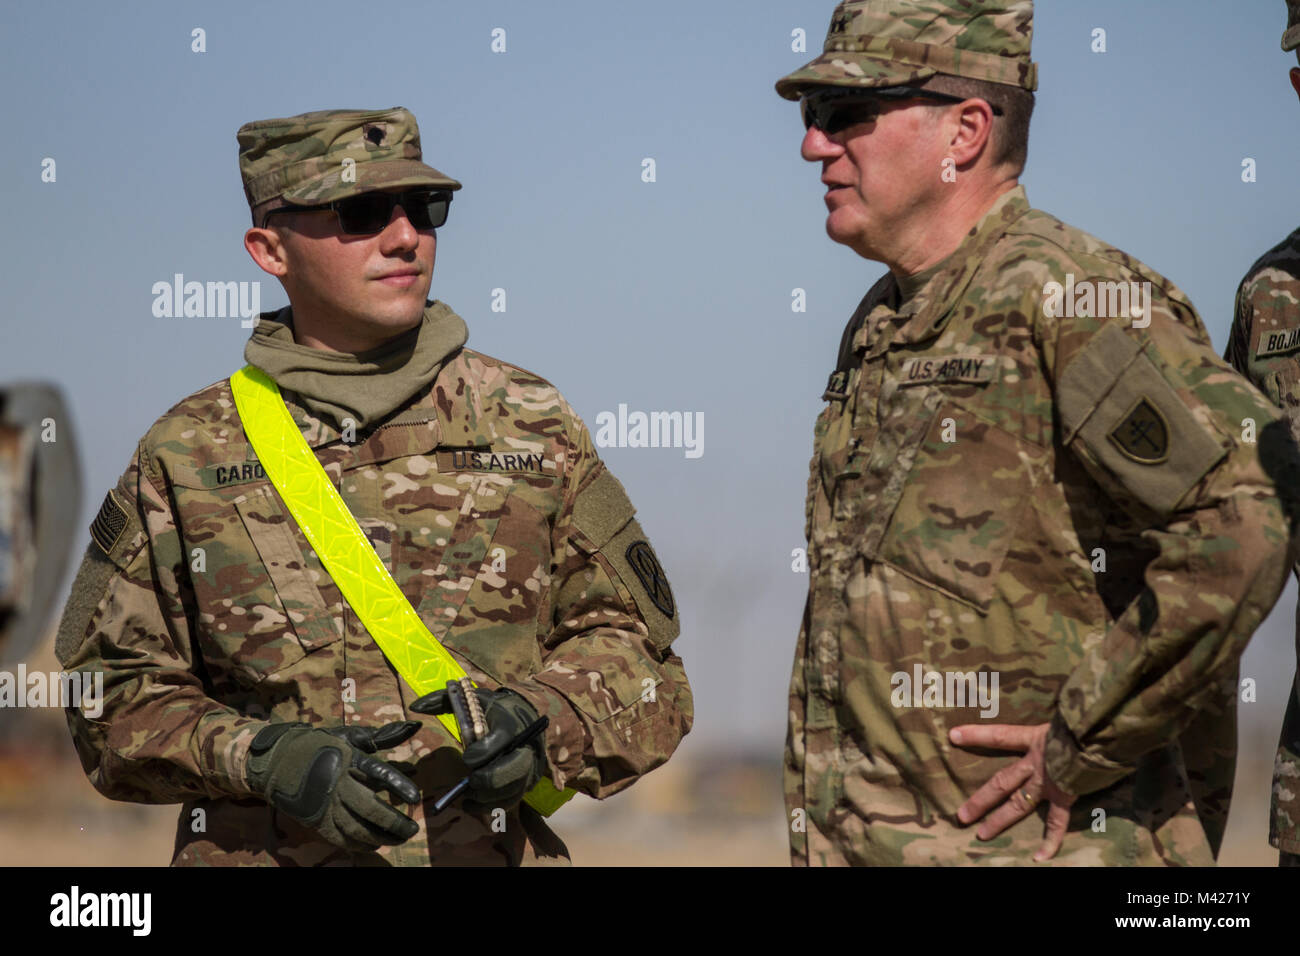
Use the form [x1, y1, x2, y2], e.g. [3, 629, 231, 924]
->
[230, 365, 573, 816]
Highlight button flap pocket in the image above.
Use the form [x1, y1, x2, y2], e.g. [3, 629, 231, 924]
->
[877, 403, 1042, 612]
[231, 486, 341, 660]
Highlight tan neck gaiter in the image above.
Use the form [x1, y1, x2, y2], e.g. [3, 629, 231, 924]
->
[243, 299, 469, 432]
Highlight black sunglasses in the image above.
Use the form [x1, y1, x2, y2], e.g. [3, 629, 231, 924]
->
[263, 188, 453, 234]
[801, 87, 1004, 135]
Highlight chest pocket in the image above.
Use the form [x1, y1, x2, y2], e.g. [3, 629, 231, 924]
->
[822, 378, 944, 560]
[876, 397, 1043, 612]
[406, 474, 545, 685]
[177, 483, 341, 684]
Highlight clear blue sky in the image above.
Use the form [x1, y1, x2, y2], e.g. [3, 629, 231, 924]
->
[2, 0, 1296, 761]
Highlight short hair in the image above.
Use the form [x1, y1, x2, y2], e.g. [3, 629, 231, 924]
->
[917, 74, 1035, 176]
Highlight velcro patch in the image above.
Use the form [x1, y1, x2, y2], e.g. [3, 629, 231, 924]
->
[1059, 324, 1226, 515]
[89, 491, 128, 556]
[207, 461, 267, 487]
[436, 449, 549, 474]
[1256, 326, 1300, 358]
[572, 468, 636, 548]
[823, 370, 850, 400]
[1107, 398, 1169, 464]
[899, 354, 998, 386]
[1102, 398, 1175, 465]
[625, 541, 675, 618]
[604, 518, 679, 650]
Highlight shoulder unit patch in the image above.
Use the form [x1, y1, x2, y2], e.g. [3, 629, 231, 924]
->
[625, 540, 675, 618]
[1107, 397, 1170, 464]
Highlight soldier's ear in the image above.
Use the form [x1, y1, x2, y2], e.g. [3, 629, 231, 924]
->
[244, 225, 292, 280]
[1289, 67, 1300, 103]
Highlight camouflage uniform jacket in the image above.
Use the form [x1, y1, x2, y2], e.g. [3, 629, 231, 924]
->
[1223, 228, 1300, 857]
[788, 186, 1297, 866]
[57, 317, 692, 866]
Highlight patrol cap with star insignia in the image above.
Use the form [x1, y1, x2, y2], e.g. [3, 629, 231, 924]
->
[237, 107, 462, 228]
[775, 0, 1038, 101]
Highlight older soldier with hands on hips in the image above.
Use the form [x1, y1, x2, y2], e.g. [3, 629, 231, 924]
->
[779, 0, 1300, 865]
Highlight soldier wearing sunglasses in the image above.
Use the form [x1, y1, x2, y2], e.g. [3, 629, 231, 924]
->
[55, 107, 693, 866]
[779, 0, 1300, 866]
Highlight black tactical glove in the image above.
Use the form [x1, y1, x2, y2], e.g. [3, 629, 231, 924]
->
[245, 721, 422, 851]
[411, 686, 547, 813]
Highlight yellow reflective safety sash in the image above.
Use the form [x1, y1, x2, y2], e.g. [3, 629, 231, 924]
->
[230, 365, 574, 816]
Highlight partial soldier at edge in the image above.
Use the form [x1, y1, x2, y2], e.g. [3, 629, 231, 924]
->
[1220, 0, 1300, 870]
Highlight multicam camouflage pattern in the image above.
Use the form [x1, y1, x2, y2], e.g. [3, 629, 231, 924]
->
[237, 107, 461, 225]
[1223, 227, 1300, 858]
[1285, 0, 1300, 52]
[775, 0, 1037, 101]
[789, 185, 1298, 865]
[56, 302, 692, 865]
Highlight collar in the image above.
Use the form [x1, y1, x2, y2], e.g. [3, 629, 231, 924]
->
[876, 185, 1033, 350]
[244, 299, 470, 435]
[273, 350, 498, 468]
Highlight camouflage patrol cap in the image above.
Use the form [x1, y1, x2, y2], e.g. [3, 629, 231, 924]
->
[775, 0, 1038, 101]
[1284, 0, 1300, 52]
[238, 107, 461, 227]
